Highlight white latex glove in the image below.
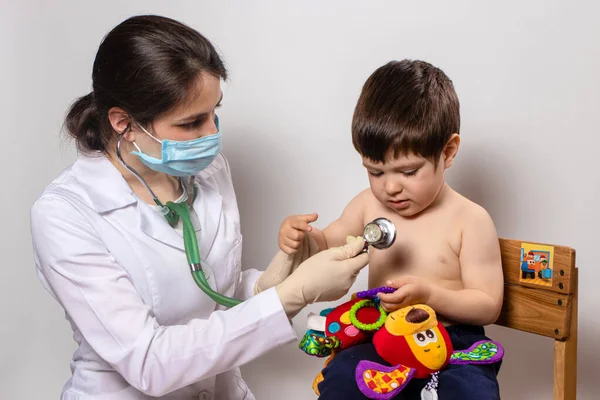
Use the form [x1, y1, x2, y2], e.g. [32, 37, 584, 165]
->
[254, 234, 320, 295]
[275, 236, 369, 318]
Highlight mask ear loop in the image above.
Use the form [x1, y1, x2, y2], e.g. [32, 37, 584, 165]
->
[135, 121, 162, 144]
[116, 123, 180, 225]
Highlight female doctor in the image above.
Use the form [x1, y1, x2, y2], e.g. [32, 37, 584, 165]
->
[30, 15, 368, 400]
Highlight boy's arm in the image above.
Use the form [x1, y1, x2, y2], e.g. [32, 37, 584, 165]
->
[427, 207, 504, 325]
[311, 189, 370, 250]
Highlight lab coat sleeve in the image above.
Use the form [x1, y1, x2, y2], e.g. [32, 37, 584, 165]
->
[31, 196, 297, 397]
[235, 268, 263, 300]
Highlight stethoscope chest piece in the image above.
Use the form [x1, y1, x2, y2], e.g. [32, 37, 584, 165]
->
[363, 217, 397, 250]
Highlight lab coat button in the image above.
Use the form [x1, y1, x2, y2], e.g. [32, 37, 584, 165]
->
[199, 391, 211, 400]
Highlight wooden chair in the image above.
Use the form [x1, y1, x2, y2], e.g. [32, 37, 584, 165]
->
[495, 239, 578, 400]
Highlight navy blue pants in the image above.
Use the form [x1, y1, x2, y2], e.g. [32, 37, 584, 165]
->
[317, 325, 502, 399]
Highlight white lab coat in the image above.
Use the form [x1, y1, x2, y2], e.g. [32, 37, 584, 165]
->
[30, 153, 297, 399]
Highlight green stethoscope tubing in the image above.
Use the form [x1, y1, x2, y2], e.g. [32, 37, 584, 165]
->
[165, 201, 242, 308]
[116, 130, 242, 308]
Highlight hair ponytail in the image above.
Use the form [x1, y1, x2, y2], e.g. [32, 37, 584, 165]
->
[65, 92, 106, 152]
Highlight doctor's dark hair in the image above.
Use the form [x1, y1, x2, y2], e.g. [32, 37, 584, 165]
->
[352, 60, 460, 164]
[65, 15, 228, 153]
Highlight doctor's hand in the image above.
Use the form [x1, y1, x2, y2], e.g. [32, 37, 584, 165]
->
[254, 234, 320, 294]
[275, 236, 369, 318]
[278, 213, 318, 254]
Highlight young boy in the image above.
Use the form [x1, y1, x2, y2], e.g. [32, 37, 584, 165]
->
[279, 60, 504, 399]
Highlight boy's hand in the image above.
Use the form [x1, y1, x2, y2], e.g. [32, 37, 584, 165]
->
[278, 213, 319, 255]
[377, 276, 433, 312]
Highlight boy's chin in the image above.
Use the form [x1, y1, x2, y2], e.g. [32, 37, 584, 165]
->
[388, 203, 424, 218]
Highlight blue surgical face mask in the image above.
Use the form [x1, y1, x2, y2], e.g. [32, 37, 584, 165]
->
[131, 116, 222, 177]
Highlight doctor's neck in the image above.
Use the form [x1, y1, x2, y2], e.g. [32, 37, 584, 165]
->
[106, 146, 183, 205]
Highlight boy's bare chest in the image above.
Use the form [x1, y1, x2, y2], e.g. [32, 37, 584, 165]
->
[364, 207, 463, 288]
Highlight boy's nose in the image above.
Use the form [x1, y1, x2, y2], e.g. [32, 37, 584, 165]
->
[385, 179, 403, 196]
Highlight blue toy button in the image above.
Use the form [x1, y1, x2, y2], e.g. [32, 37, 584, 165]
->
[328, 322, 341, 334]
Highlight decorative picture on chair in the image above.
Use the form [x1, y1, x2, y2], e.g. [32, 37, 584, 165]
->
[519, 243, 555, 287]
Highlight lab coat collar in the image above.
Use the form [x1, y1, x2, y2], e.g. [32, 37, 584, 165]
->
[137, 181, 223, 256]
[190, 179, 223, 258]
[137, 201, 186, 251]
[72, 153, 137, 213]
[72, 153, 223, 256]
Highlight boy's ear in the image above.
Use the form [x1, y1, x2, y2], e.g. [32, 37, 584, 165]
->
[443, 134, 460, 169]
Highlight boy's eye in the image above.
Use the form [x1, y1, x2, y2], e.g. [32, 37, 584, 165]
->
[402, 168, 419, 177]
[368, 171, 383, 177]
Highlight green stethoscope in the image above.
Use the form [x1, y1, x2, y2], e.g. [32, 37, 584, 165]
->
[116, 129, 398, 309]
[116, 131, 242, 308]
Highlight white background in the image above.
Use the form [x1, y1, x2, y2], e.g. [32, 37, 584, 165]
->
[1, 1, 598, 398]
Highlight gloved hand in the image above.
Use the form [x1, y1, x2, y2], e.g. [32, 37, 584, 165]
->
[254, 234, 320, 294]
[275, 236, 369, 318]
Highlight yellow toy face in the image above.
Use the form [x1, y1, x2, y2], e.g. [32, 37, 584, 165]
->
[384, 304, 437, 336]
[384, 304, 448, 370]
[406, 326, 448, 370]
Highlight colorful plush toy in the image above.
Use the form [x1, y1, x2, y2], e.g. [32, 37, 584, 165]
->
[300, 287, 504, 399]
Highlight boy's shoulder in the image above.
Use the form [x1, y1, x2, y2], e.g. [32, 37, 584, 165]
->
[347, 187, 378, 209]
[447, 186, 496, 231]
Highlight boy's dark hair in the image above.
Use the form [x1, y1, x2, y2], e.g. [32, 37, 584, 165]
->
[352, 60, 460, 164]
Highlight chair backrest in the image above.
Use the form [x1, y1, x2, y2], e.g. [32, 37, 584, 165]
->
[495, 238, 578, 400]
